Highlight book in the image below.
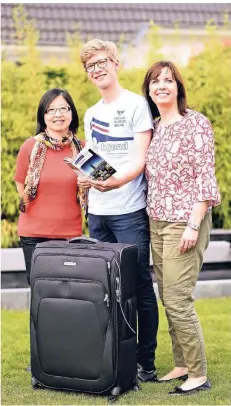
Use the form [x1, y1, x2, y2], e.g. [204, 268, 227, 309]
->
[64, 147, 116, 181]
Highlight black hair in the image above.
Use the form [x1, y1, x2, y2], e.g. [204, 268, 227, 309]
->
[36, 88, 79, 134]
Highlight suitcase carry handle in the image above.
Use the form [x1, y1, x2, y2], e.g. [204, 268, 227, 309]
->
[68, 236, 99, 244]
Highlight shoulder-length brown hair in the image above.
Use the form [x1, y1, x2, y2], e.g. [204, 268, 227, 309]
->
[142, 61, 188, 120]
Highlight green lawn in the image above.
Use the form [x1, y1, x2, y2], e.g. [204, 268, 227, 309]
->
[2, 297, 231, 405]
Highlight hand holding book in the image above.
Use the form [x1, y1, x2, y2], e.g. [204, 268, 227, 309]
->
[64, 147, 116, 181]
[87, 176, 122, 192]
[63, 157, 88, 179]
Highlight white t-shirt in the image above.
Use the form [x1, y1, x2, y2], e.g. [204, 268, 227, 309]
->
[84, 89, 153, 215]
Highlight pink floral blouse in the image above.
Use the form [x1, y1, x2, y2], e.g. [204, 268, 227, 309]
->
[145, 109, 221, 222]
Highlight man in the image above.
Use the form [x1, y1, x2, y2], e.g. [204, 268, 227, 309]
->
[79, 38, 159, 382]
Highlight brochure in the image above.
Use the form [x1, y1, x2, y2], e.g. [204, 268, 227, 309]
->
[64, 147, 116, 181]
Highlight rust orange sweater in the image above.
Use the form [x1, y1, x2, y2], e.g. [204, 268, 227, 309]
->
[14, 137, 82, 238]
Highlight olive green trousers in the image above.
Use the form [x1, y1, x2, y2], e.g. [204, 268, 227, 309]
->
[150, 212, 211, 378]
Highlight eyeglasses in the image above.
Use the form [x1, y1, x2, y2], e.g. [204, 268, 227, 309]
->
[85, 58, 111, 73]
[46, 106, 71, 115]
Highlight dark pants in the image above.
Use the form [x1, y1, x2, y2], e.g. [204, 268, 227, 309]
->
[88, 208, 159, 371]
[20, 236, 61, 285]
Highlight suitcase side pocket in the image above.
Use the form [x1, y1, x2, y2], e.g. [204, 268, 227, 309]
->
[31, 278, 115, 392]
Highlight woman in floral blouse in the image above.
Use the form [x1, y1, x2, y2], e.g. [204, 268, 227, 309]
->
[142, 61, 220, 395]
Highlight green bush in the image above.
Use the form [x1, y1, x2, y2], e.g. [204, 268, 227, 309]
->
[1, 6, 231, 247]
[182, 36, 231, 228]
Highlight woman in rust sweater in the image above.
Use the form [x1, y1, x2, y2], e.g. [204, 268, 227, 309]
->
[15, 88, 86, 286]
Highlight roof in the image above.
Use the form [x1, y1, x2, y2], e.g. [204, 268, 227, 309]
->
[1, 3, 231, 46]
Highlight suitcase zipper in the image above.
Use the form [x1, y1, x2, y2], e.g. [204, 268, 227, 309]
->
[104, 293, 109, 307]
[115, 277, 121, 303]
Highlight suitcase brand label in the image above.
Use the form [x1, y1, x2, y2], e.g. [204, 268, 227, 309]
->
[64, 261, 76, 266]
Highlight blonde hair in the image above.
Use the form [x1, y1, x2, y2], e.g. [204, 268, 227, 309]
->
[80, 38, 119, 65]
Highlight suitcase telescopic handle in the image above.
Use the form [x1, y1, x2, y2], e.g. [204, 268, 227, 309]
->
[68, 236, 99, 244]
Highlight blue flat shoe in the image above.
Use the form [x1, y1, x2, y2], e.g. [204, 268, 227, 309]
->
[168, 379, 212, 395]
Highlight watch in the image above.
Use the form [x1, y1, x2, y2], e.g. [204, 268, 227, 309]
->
[187, 222, 200, 231]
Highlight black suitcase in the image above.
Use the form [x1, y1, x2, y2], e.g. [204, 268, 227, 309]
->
[30, 237, 139, 401]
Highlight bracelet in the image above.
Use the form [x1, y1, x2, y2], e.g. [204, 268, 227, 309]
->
[187, 222, 200, 231]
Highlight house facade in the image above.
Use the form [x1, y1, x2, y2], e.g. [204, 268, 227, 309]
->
[1, 3, 231, 66]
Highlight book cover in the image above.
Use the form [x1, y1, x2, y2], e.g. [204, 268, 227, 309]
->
[64, 147, 116, 181]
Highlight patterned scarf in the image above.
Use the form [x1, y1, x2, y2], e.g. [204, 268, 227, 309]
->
[19, 131, 88, 216]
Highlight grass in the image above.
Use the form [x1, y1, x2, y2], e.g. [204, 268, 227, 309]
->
[2, 297, 231, 405]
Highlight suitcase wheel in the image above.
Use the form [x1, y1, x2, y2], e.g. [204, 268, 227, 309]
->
[31, 376, 39, 389]
[108, 386, 121, 403]
[110, 386, 121, 396]
[133, 375, 141, 391]
[108, 395, 117, 403]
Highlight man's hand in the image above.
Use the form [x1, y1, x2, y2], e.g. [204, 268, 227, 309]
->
[88, 176, 122, 192]
[179, 226, 199, 254]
